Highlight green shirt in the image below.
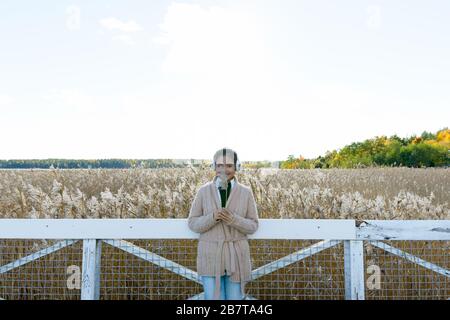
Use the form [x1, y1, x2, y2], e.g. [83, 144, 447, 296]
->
[218, 180, 232, 208]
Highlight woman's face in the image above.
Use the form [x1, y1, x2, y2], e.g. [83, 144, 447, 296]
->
[215, 157, 236, 180]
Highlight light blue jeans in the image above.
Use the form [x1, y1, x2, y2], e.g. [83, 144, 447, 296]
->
[201, 275, 244, 300]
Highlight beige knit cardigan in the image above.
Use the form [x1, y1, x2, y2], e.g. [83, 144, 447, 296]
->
[187, 175, 259, 299]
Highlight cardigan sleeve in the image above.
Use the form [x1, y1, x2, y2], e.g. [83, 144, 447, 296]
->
[188, 188, 218, 234]
[226, 188, 259, 234]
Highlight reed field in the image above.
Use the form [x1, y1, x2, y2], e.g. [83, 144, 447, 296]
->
[0, 167, 449, 299]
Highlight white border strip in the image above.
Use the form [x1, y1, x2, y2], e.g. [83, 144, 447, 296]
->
[356, 220, 450, 240]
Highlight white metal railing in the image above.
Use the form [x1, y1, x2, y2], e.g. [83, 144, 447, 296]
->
[0, 219, 449, 300]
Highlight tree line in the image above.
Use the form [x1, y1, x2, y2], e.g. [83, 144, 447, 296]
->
[281, 128, 449, 169]
[0, 159, 186, 169]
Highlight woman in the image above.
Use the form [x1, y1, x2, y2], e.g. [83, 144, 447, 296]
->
[188, 148, 259, 300]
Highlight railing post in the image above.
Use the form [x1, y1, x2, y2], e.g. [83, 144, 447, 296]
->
[94, 240, 102, 300]
[344, 240, 365, 300]
[81, 239, 102, 300]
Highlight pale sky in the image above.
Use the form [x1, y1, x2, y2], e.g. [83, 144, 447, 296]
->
[0, 0, 449, 162]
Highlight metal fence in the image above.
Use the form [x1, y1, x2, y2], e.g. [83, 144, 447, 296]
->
[0, 219, 448, 300]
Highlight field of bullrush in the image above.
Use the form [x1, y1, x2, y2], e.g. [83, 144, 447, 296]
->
[0, 167, 449, 220]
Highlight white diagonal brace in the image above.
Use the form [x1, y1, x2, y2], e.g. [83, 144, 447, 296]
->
[102, 239, 201, 284]
[0, 240, 79, 274]
[251, 240, 342, 279]
[369, 240, 450, 278]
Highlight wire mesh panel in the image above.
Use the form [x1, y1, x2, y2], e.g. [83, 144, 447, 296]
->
[0, 239, 82, 300]
[363, 240, 449, 300]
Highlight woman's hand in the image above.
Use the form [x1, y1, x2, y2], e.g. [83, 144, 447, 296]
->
[213, 209, 221, 221]
[215, 208, 235, 224]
